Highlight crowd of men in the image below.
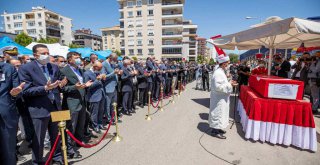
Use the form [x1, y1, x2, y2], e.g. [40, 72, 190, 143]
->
[0, 44, 200, 165]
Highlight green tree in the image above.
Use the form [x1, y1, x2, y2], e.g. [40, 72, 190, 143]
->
[37, 37, 59, 44]
[197, 55, 205, 63]
[68, 43, 83, 48]
[113, 50, 122, 56]
[228, 53, 239, 63]
[14, 32, 33, 47]
[132, 56, 138, 61]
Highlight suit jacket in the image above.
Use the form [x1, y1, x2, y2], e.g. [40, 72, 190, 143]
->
[277, 60, 291, 78]
[146, 60, 154, 82]
[84, 70, 105, 103]
[18, 60, 62, 118]
[102, 60, 118, 93]
[121, 67, 133, 92]
[0, 62, 19, 128]
[136, 65, 147, 89]
[60, 65, 86, 112]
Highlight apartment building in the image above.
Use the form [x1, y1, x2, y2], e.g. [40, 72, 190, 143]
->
[182, 20, 197, 61]
[100, 25, 121, 51]
[197, 37, 207, 56]
[73, 28, 102, 51]
[1, 6, 73, 45]
[118, 0, 197, 61]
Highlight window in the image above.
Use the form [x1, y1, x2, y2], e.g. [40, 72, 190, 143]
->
[129, 49, 134, 55]
[148, 48, 154, 54]
[128, 11, 133, 17]
[147, 19, 154, 26]
[136, 19, 143, 27]
[128, 30, 135, 36]
[128, 20, 134, 27]
[27, 21, 35, 27]
[136, 29, 142, 37]
[147, 29, 154, 36]
[137, 39, 143, 46]
[128, 39, 134, 46]
[7, 24, 11, 29]
[127, 1, 134, 7]
[38, 22, 42, 26]
[137, 49, 143, 55]
[60, 17, 63, 22]
[137, 10, 142, 17]
[61, 32, 64, 36]
[39, 30, 43, 34]
[137, 0, 142, 6]
[148, 39, 154, 45]
[13, 14, 22, 20]
[148, 0, 154, 5]
[14, 30, 23, 34]
[61, 25, 64, 30]
[6, 16, 10, 21]
[148, 10, 154, 16]
[37, 13, 41, 18]
[14, 22, 22, 28]
[27, 29, 36, 35]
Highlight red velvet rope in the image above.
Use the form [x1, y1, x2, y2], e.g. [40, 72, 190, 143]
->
[150, 94, 161, 108]
[45, 134, 61, 165]
[66, 112, 115, 148]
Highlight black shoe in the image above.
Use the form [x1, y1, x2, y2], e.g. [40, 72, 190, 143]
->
[130, 110, 136, 114]
[99, 125, 107, 130]
[139, 105, 144, 108]
[93, 127, 101, 134]
[313, 111, 319, 115]
[211, 130, 226, 139]
[52, 160, 64, 165]
[218, 129, 226, 134]
[124, 111, 132, 116]
[68, 152, 82, 159]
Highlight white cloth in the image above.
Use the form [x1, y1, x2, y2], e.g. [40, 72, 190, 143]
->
[209, 68, 233, 129]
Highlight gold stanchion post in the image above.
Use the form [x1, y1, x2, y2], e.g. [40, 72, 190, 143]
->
[159, 83, 164, 112]
[178, 80, 181, 97]
[51, 110, 71, 165]
[112, 103, 123, 142]
[146, 91, 152, 120]
[171, 80, 175, 104]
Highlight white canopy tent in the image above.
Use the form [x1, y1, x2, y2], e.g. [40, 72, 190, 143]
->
[26, 42, 69, 58]
[207, 17, 320, 75]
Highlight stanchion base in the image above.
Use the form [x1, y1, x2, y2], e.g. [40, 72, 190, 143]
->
[145, 115, 152, 121]
[171, 100, 175, 104]
[159, 107, 164, 112]
[113, 135, 123, 142]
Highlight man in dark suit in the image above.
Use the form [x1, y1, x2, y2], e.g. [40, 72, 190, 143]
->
[146, 57, 155, 98]
[121, 59, 136, 115]
[201, 62, 210, 91]
[84, 61, 106, 133]
[60, 52, 92, 159]
[0, 60, 25, 165]
[274, 56, 291, 78]
[18, 44, 68, 165]
[153, 60, 163, 101]
[136, 60, 148, 108]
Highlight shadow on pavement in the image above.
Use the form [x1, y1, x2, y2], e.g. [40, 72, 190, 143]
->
[197, 122, 211, 136]
[199, 113, 208, 120]
[191, 98, 210, 108]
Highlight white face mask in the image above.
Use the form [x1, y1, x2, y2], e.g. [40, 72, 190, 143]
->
[59, 62, 66, 68]
[38, 54, 50, 65]
[26, 59, 31, 63]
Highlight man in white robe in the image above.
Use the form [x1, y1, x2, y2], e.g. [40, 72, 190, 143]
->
[209, 54, 237, 139]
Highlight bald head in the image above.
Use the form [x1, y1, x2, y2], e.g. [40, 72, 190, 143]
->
[10, 59, 21, 70]
[93, 61, 103, 71]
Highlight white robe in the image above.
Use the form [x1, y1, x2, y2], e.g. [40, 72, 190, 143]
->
[209, 68, 233, 129]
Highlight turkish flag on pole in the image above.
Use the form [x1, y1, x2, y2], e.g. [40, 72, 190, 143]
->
[210, 35, 227, 57]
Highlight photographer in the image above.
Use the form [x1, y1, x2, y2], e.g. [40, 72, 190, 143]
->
[308, 51, 320, 114]
[273, 56, 291, 78]
[291, 52, 311, 94]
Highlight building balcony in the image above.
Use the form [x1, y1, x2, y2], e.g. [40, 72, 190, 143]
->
[46, 25, 60, 31]
[162, 13, 183, 19]
[45, 17, 59, 23]
[162, 23, 183, 28]
[162, 43, 183, 48]
[162, 2, 183, 9]
[162, 33, 183, 38]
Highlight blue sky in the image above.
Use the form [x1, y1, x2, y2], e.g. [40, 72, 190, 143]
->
[1, 0, 319, 38]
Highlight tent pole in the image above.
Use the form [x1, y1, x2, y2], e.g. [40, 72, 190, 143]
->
[267, 47, 273, 75]
[284, 49, 288, 59]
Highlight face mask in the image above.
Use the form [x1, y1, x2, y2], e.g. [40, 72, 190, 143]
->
[259, 64, 265, 67]
[38, 54, 50, 65]
[94, 70, 101, 74]
[75, 58, 82, 66]
[59, 62, 66, 68]
[26, 59, 31, 63]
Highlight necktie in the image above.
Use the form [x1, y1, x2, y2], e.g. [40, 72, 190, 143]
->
[42, 65, 55, 102]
